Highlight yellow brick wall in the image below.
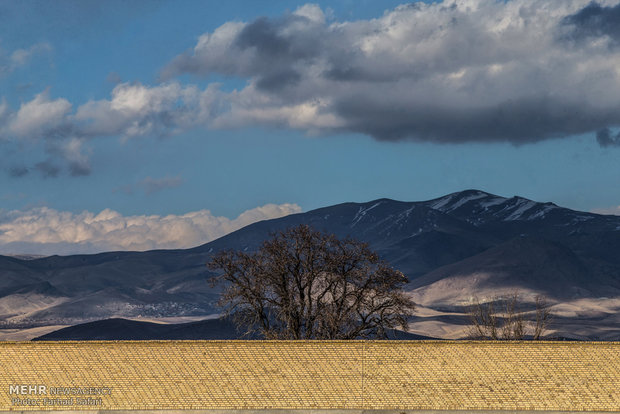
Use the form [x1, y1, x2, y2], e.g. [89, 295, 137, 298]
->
[0, 341, 618, 411]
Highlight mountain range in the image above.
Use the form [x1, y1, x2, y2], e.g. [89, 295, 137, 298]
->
[1, 189, 619, 340]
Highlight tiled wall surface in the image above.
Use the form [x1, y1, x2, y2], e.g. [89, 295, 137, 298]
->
[0, 341, 618, 411]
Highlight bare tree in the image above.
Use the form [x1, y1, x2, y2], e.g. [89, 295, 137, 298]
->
[469, 296, 499, 340]
[532, 294, 553, 340]
[208, 224, 416, 339]
[499, 290, 526, 340]
[468, 290, 553, 340]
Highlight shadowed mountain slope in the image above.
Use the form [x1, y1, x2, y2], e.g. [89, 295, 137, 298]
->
[33, 317, 437, 341]
[409, 236, 618, 307]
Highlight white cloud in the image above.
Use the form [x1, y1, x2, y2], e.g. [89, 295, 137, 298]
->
[210, 84, 344, 131]
[162, 0, 620, 143]
[73, 81, 202, 138]
[10, 42, 52, 67]
[0, 203, 302, 255]
[9, 90, 71, 138]
[0, 42, 51, 76]
[60, 138, 91, 176]
[0, 82, 210, 176]
[160, 22, 250, 81]
[6, 1, 620, 177]
[292, 4, 326, 24]
[591, 206, 620, 216]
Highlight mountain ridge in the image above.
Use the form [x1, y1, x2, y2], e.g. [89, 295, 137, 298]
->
[1, 189, 619, 340]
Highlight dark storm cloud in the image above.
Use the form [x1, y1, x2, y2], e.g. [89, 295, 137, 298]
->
[234, 17, 316, 92]
[255, 69, 301, 91]
[6, 0, 620, 166]
[336, 97, 620, 144]
[4, 152, 90, 179]
[235, 17, 295, 58]
[7, 166, 29, 178]
[161, 10, 324, 93]
[159, 1, 620, 146]
[596, 128, 620, 147]
[4, 148, 91, 179]
[562, 2, 620, 44]
[35, 161, 61, 178]
[68, 161, 91, 177]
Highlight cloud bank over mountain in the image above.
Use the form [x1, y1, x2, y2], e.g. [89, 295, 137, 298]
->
[3, 0, 620, 176]
[0, 203, 301, 255]
[591, 205, 620, 215]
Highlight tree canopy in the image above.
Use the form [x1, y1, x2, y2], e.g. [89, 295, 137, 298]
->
[208, 224, 416, 339]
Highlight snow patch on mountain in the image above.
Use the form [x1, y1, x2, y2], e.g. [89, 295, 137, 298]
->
[351, 201, 384, 227]
[429, 195, 453, 210]
[528, 204, 557, 220]
[503, 199, 537, 221]
[479, 196, 507, 209]
[391, 206, 416, 227]
[444, 193, 488, 212]
[401, 206, 415, 219]
[429, 191, 489, 212]
[571, 214, 594, 223]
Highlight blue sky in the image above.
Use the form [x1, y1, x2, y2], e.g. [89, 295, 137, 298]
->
[1, 0, 620, 254]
